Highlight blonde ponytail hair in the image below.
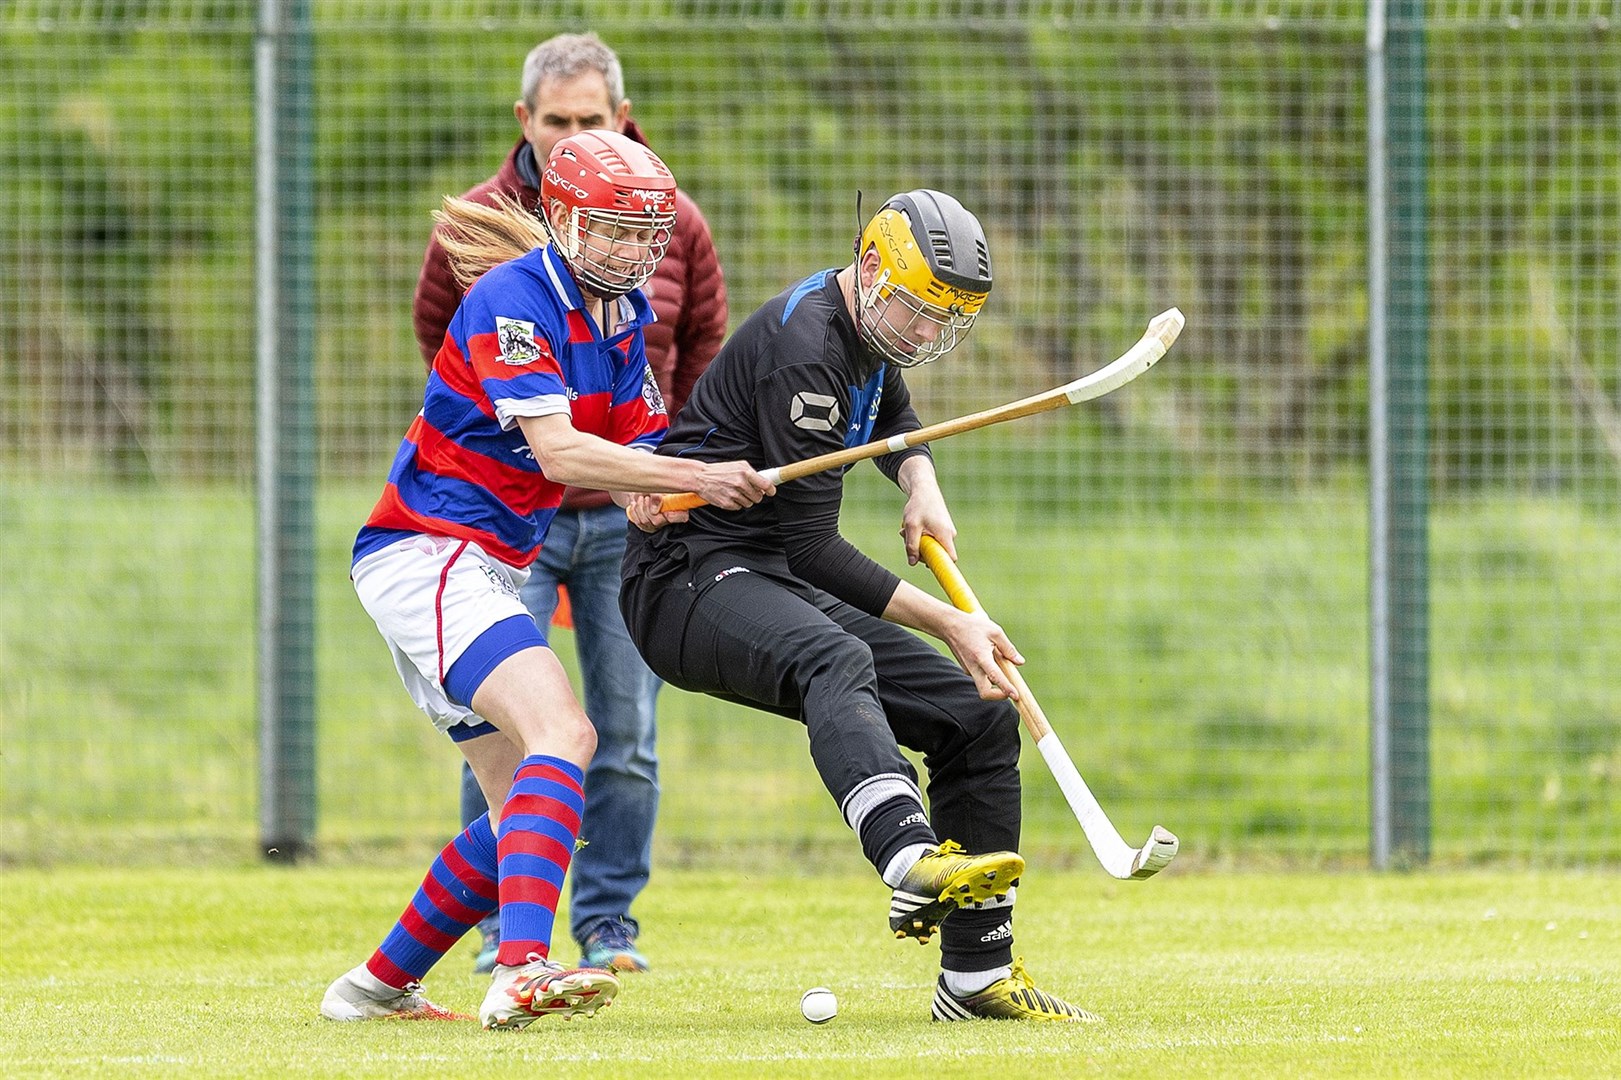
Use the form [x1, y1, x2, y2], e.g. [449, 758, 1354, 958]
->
[433, 192, 552, 287]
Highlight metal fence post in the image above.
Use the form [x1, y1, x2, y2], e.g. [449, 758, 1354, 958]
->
[255, 0, 317, 861]
[1368, 0, 1431, 868]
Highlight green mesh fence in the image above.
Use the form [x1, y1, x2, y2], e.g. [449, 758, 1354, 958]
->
[2, 2, 1618, 865]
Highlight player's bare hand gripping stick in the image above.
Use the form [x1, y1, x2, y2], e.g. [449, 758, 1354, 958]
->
[917, 535, 1179, 881]
[659, 307, 1185, 513]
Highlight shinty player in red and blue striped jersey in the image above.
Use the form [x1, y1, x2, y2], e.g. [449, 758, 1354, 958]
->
[320, 130, 773, 1031]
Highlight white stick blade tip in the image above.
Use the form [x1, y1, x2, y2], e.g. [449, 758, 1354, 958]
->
[1149, 308, 1185, 350]
[1128, 825, 1180, 879]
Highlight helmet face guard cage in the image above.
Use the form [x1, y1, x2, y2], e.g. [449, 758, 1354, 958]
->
[551, 207, 675, 297]
[854, 189, 992, 368]
[858, 271, 977, 368]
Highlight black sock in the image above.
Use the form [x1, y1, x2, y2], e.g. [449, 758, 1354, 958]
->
[857, 794, 937, 876]
[941, 905, 1015, 973]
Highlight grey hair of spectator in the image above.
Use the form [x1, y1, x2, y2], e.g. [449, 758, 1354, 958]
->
[520, 33, 626, 113]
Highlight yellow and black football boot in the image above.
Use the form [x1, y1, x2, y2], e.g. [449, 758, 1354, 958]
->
[930, 958, 1101, 1023]
[888, 840, 1022, 944]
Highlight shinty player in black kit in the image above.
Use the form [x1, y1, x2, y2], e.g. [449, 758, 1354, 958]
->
[619, 190, 1100, 1023]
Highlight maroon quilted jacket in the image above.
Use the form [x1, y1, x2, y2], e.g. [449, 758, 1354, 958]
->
[412, 119, 728, 511]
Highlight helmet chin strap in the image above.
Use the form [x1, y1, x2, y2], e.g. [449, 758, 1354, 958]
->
[575, 275, 624, 302]
[852, 190, 875, 360]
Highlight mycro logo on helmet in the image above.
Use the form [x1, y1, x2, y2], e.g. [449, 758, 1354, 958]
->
[544, 168, 590, 201]
[629, 188, 671, 206]
[877, 214, 911, 269]
[931, 282, 987, 313]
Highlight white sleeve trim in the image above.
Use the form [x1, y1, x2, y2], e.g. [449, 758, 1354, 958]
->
[493, 393, 571, 430]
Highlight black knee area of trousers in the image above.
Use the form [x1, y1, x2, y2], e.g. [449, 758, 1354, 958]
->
[917, 697, 1022, 856]
[858, 794, 937, 876]
[940, 905, 1015, 973]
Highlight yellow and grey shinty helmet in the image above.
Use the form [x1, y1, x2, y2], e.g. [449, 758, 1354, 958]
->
[855, 189, 992, 367]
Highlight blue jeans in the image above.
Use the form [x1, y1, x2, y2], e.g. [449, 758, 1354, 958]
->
[460, 504, 661, 946]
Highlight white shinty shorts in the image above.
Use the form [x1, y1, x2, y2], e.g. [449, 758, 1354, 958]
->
[351, 534, 538, 734]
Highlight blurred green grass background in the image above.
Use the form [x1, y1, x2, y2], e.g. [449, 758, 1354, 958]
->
[4, 454, 1616, 867]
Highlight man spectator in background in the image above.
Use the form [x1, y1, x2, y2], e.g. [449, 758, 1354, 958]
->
[413, 31, 729, 976]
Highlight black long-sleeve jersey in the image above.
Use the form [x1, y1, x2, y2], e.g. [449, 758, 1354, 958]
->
[624, 268, 931, 615]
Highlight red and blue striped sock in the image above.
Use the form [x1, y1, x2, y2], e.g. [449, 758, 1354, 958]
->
[494, 755, 584, 967]
[366, 812, 499, 988]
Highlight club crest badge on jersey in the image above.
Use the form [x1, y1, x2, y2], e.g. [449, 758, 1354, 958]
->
[495, 317, 541, 365]
[641, 367, 667, 416]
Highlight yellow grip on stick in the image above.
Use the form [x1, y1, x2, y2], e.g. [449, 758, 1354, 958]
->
[917, 535, 982, 614]
[916, 535, 1053, 741]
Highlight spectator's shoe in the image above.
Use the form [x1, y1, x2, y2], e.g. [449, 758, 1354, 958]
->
[931, 959, 1101, 1023]
[480, 956, 619, 1030]
[471, 925, 500, 976]
[320, 963, 470, 1021]
[888, 840, 1024, 944]
[580, 917, 650, 973]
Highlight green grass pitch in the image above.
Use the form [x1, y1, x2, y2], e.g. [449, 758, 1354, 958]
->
[2, 866, 1616, 1078]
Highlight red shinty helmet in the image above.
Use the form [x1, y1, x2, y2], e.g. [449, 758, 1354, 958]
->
[541, 130, 678, 296]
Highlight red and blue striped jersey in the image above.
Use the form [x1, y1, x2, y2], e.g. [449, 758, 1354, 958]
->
[354, 244, 669, 568]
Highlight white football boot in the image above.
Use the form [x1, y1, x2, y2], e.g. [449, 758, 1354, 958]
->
[320, 963, 469, 1021]
[480, 956, 619, 1030]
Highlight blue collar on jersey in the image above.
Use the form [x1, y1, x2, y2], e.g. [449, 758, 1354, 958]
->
[532, 243, 656, 336]
[781, 269, 836, 325]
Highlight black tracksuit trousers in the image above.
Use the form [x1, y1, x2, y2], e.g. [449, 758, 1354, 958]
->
[621, 545, 1023, 872]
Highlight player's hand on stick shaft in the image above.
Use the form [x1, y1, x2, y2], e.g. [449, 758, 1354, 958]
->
[940, 608, 1024, 702]
[897, 460, 957, 565]
[917, 532, 1180, 880]
[626, 492, 686, 532]
[901, 506, 957, 565]
[692, 461, 776, 510]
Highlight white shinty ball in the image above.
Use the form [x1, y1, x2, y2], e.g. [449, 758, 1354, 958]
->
[799, 986, 837, 1024]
